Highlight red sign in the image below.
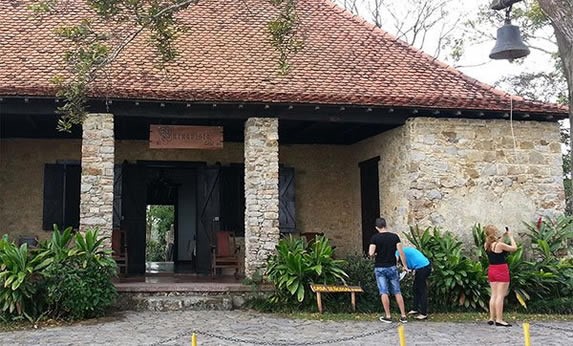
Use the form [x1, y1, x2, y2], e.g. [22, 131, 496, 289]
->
[150, 125, 223, 149]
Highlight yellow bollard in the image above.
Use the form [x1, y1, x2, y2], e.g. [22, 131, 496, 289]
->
[398, 324, 406, 346]
[523, 323, 531, 346]
[191, 332, 197, 346]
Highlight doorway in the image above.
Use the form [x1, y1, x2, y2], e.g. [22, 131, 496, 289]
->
[120, 161, 217, 276]
[359, 157, 381, 254]
[145, 205, 175, 273]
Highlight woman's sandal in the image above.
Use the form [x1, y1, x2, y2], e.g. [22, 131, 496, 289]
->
[487, 320, 494, 326]
[495, 321, 512, 327]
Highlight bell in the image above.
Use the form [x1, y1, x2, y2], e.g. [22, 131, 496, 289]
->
[489, 21, 530, 60]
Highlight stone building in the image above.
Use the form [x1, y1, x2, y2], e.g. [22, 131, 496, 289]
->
[0, 0, 567, 277]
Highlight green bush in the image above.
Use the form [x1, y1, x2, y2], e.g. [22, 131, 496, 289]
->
[42, 228, 117, 320]
[527, 297, 573, 314]
[266, 235, 348, 308]
[146, 239, 165, 262]
[0, 236, 50, 320]
[473, 219, 573, 311]
[1, 227, 117, 322]
[524, 215, 573, 258]
[407, 226, 488, 311]
[44, 259, 117, 320]
[339, 254, 378, 312]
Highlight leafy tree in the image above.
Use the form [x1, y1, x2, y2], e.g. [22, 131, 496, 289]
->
[535, 1, 573, 214]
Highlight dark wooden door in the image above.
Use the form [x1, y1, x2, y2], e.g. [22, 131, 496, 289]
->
[196, 166, 221, 274]
[359, 157, 380, 254]
[220, 165, 245, 236]
[279, 166, 296, 233]
[121, 162, 147, 275]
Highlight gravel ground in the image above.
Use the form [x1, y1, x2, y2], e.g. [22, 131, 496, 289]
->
[1, 310, 572, 346]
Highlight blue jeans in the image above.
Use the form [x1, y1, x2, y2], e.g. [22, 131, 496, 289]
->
[375, 266, 401, 295]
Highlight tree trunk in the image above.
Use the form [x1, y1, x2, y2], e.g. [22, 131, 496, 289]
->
[538, 0, 573, 211]
[537, 1, 573, 43]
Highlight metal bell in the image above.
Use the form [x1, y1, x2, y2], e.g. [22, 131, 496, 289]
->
[489, 21, 530, 60]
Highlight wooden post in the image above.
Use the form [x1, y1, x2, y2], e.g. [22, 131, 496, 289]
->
[351, 292, 356, 311]
[316, 292, 323, 313]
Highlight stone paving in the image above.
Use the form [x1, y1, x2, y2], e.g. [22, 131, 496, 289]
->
[1, 311, 572, 346]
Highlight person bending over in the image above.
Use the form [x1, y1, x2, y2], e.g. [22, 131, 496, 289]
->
[396, 246, 432, 320]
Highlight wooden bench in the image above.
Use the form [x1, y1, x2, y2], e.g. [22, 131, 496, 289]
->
[310, 284, 364, 313]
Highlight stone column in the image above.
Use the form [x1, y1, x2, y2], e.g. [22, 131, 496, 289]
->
[80, 113, 115, 249]
[244, 117, 280, 277]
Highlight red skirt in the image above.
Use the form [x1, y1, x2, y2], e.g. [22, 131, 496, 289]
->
[488, 263, 510, 283]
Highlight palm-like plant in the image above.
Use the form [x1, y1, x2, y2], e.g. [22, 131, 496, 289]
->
[72, 229, 116, 270]
[266, 235, 348, 303]
[0, 238, 50, 317]
[407, 226, 488, 311]
[524, 215, 573, 258]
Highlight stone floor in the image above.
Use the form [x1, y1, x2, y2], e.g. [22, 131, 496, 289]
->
[1, 311, 572, 345]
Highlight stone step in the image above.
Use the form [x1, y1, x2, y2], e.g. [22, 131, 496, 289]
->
[131, 294, 233, 311]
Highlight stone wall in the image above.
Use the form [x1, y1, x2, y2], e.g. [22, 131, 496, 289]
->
[280, 144, 360, 255]
[352, 126, 411, 236]
[348, 117, 565, 244]
[80, 113, 115, 248]
[405, 117, 565, 241]
[3, 116, 562, 256]
[0, 137, 361, 256]
[244, 118, 280, 276]
[0, 139, 81, 240]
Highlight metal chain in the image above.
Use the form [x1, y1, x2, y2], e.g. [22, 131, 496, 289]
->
[149, 330, 193, 346]
[150, 324, 394, 346]
[534, 323, 573, 334]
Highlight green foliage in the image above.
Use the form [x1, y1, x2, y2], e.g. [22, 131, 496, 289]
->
[0, 237, 50, 319]
[1, 227, 117, 322]
[147, 205, 175, 249]
[44, 260, 117, 320]
[146, 239, 164, 262]
[527, 297, 573, 314]
[42, 228, 117, 320]
[472, 218, 573, 310]
[338, 254, 378, 312]
[268, 0, 302, 73]
[406, 226, 488, 311]
[266, 235, 348, 306]
[524, 215, 573, 258]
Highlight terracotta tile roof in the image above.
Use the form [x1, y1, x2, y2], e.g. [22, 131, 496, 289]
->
[0, 0, 567, 116]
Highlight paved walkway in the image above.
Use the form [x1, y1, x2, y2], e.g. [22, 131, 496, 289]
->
[1, 311, 572, 345]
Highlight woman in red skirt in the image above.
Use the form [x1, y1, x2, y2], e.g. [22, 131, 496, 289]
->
[484, 225, 517, 327]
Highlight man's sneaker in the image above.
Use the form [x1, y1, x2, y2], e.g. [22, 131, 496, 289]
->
[379, 316, 392, 323]
[399, 316, 408, 323]
[407, 310, 419, 315]
[415, 314, 428, 320]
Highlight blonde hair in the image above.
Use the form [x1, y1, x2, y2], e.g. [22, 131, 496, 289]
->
[484, 225, 499, 252]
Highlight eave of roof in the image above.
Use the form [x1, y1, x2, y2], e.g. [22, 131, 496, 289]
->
[0, 0, 568, 118]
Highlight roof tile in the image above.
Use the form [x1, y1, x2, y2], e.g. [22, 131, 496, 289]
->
[0, 0, 567, 116]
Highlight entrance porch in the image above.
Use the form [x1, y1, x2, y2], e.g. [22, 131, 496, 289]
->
[114, 273, 273, 311]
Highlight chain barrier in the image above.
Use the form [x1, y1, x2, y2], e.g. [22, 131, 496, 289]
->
[151, 323, 395, 346]
[149, 320, 573, 345]
[150, 330, 193, 346]
[534, 323, 573, 334]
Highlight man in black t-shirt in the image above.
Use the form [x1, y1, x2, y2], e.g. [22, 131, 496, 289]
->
[369, 217, 409, 323]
